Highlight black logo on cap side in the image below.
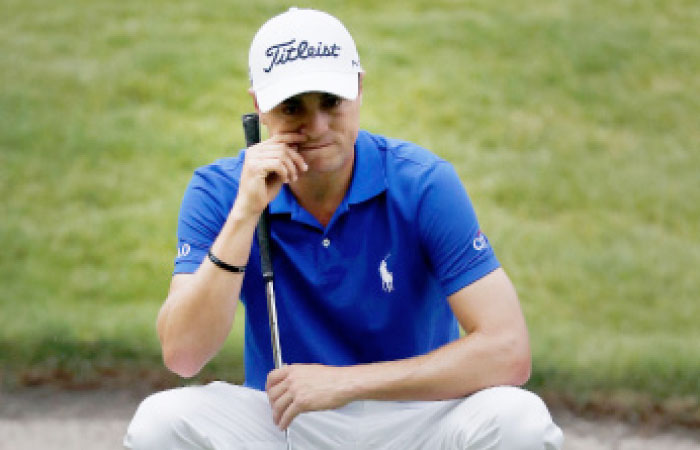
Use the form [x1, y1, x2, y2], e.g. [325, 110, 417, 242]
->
[263, 39, 342, 73]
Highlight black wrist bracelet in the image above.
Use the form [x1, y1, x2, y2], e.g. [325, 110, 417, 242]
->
[207, 249, 246, 273]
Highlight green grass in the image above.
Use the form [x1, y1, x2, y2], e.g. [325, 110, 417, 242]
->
[1, 0, 698, 413]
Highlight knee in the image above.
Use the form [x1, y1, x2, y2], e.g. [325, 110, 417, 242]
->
[444, 387, 563, 450]
[483, 387, 563, 450]
[123, 388, 203, 449]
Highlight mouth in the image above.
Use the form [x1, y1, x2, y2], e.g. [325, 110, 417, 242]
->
[299, 142, 332, 151]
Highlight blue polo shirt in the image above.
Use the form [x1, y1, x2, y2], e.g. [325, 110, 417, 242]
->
[174, 130, 500, 390]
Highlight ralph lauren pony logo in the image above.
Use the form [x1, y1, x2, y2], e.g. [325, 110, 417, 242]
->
[264, 39, 342, 73]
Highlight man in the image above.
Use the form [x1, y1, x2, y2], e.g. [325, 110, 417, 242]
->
[125, 8, 563, 449]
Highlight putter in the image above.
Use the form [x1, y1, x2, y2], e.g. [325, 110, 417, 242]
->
[242, 113, 292, 450]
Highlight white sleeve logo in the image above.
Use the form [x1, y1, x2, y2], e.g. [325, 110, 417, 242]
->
[473, 232, 489, 251]
[177, 243, 191, 258]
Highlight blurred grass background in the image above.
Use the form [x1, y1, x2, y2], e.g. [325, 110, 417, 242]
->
[1, 0, 698, 418]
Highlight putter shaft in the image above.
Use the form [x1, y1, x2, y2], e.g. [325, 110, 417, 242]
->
[266, 282, 283, 369]
[244, 112, 291, 449]
[266, 282, 292, 449]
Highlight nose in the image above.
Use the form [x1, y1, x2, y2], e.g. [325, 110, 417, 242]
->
[298, 108, 330, 138]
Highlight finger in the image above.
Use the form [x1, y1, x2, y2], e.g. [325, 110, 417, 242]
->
[271, 132, 309, 146]
[281, 150, 300, 181]
[286, 147, 309, 173]
[265, 367, 287, 391]
[271, 147, 307, 180]
[257, 157, 290, 184]
[247, 144, 291, 161]
[278, 398, 302, 430]
[266, 376, 288, 404]
[245, 139, 299, 161]
[270, 390, 294, 426]
[251, 147, 302, 183]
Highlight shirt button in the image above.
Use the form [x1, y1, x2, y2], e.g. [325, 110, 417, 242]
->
[322, 238, 331, 248]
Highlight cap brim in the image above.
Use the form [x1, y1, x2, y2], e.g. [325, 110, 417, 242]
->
[255, 71, 359, 113]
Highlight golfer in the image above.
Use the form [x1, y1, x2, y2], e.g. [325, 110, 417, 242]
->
[125, 8, 563, 449]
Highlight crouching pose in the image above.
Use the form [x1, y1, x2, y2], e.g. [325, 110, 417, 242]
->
[125, 8, 563, 449]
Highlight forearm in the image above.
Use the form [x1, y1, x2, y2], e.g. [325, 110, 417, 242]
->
[266, 325, 530, 430]
[343, 329, 531, 403]
[158, 206, 259, 377]
[345, 272, 531, 402]
[267, 270, 532, 430]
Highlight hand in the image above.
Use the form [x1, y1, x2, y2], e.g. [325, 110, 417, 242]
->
[266, 364, 354, 430]
[234, 133, 309, 218]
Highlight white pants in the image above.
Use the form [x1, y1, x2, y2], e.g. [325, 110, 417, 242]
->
[124, 382, 563, 449]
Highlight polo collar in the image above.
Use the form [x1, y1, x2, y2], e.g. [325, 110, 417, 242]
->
[268, 182, 296, 215]
[347, 130, 387, 205]
[268, 130, 387, 217]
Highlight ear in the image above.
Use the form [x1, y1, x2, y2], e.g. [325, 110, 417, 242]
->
[357, 72, 365, 104]
[248, 88, 268, 127]
[248, 88, 261, 115]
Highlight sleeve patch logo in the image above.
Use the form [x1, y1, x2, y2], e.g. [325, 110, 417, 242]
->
[177, 243, 191, 258]
[473, 231, 489, 251]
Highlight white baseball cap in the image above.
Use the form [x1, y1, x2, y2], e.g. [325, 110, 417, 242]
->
[249, 8, 363, 113]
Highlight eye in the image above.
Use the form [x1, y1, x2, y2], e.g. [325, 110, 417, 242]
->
[280, 98, 302, 116]
[320, 94, 342, 110]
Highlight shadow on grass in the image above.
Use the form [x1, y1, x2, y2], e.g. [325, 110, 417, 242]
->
[0, 337, 244, 392]
[527, 365, 700, 429]
[2, 338, 698, 429]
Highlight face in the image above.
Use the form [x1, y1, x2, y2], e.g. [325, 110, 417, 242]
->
[257, 81, 362, 176]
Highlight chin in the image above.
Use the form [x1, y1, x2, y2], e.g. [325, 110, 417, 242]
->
[308, 156, 351, 175]
[302, 146, 352, 174]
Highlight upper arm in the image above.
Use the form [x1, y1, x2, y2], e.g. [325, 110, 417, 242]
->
[168, 273, 196, 295]
[447, 268, 532, 386]
[448, 268, 528, 340]
[157, 273, 196, 343]
[414, 162, 521, 339]
[174, 165, 237, 275]
[417, 162, 500, 295]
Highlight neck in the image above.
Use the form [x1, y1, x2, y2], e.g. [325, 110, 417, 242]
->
[289, 159, 354, 228]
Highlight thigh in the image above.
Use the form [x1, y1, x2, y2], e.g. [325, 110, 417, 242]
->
[124, 382, 287, 450]
[358, 399, 467, 449]
[356, 387, 562, 450]
[287, 401, 362, 450]
[288, 400, 447, 450]
[434, 387, 563, 450]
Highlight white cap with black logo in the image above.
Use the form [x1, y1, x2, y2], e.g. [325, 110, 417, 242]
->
[249, 8, 363, 113]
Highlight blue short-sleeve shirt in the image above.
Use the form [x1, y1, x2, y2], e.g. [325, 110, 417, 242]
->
[174, 130, 500, 390]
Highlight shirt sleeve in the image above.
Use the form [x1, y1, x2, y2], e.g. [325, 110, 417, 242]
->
[418, 161, 500, 296]
[173, 165, 237, 274]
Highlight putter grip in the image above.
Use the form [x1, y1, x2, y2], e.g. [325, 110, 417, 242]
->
[257, 210, 273, 281]
[241, 113, 274, 282]
[242, 113, 260, 148]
